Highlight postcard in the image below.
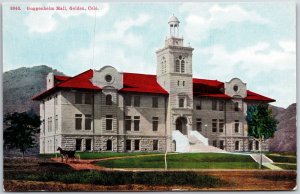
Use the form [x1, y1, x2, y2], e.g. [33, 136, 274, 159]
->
[2, 2, 297, 191]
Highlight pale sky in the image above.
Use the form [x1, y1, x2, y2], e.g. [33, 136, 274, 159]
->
[3, 2, 296, 108]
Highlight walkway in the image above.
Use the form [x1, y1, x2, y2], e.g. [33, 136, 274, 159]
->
[52, 153, 178, 171]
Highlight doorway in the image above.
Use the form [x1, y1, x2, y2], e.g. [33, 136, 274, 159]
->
[175, 117, 188, 135]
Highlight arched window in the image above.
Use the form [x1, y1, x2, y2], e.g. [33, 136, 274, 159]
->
[181, 60, 185, 73]
[235, 141, 239, 150]
[175, 55, 186, 73]
[249, 140, 253, 151]
[175, 60, 180, 72]
[161, 57, 166, 74]
[106, 94, 112, 105]
[107, 139, 112, 151]
[255, 141, 259, 150]
[172, 140, 176, 151]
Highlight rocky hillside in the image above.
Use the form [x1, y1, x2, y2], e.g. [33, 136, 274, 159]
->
[269, 103, 297, 152]
[3, 65, 63, 116]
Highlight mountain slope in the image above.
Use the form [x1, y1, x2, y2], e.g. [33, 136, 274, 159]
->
[3, 65, 63, 115]
[269, 103, 297, 152]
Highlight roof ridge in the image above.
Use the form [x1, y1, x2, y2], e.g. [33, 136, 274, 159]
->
[57, 69, 93, 87]
[123, 72, 156, 76]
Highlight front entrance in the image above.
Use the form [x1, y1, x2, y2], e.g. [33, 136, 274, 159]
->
[176, 117, 188, 135]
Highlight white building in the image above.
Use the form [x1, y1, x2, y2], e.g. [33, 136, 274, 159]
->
[33, 16, 274, 153]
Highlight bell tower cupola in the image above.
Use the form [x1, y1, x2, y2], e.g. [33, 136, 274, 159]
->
[156, 15, 194, 92]
[168, 15, 180, 37]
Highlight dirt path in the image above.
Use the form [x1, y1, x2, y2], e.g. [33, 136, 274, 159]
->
[51, 153, 177, 171]
[4, 170, 296, 191]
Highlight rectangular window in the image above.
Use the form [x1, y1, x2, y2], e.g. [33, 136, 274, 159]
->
[235, 141, 240, 150]
[212, 100, 217, 110]
[134, 116, 140, 131]
[219, 101, 224, 111]
[75, 93, 82, 104]
[85, 139, 91, 151]
[183, 81, 185, 86]
[212, 140, 217, 147]
[152, 97, 158, 108]
[196, 118, 202, 132]
[54, 95, 58, 105]
[235, 120, 239, 133]
[106, 115, 113, 131]
[48, 117, 52, 132]
[75, 114, 82, 130]
[152, 117, 159, 131]
[196, 99, 202, 110]
[85, 114, 92, 130]
[50, 117, 52, 132]
[212, 119, 217, 132]
[55, 115, 58, 132]
[220, 140, 224, 150]
[125, 95, 131, 106]
[234, 102, 239, 111]
[76, 139, 82, 151]
[134, 96, 140, 107]
[219, 119, 224, 132]
[47, 118, 49, 132]
[125, 116, 132, 131]
[153, 140, 158, 151]
[134, 140, 140, 150]
[126, 140, 131, 151]
[85, 93, 92, 104]
[179, 98, 184, 108]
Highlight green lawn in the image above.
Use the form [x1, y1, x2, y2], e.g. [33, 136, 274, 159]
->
[96, 153, 263, 169]
[39, 152, 161, 160]
[266, 154, 297, 163]
[274, 163, 297, 170]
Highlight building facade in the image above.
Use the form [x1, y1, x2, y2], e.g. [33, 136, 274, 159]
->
[33, 16, 274, 154]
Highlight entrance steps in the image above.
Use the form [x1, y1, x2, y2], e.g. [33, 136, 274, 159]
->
[250, 153, 273, 163]
[172, 130, 227, 153]
[189, 143, 227, 153]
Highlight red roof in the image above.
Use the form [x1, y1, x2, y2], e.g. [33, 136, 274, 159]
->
[193, 78, 224, 88]
[32, 69, 274, 103]
[194, 93, 232, 100]
[245, 90, 275, 102]
[58, 70, 99, 90]
[32, 70, 101, 100]
[120, 73, 168, 95]
[54, 75, 70, 81]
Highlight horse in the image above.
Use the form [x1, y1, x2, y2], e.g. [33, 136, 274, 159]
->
[57, 147, 76, 163]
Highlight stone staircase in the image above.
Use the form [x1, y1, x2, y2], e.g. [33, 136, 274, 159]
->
[188, 134, 227, 153]
[250, 153, 273, 163]
[250, 153, 283, 169]
[172, 130, 226, 153]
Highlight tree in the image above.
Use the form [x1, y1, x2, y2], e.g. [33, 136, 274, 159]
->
[4, 110, 41, 158]
[246, 104, 278, 169]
